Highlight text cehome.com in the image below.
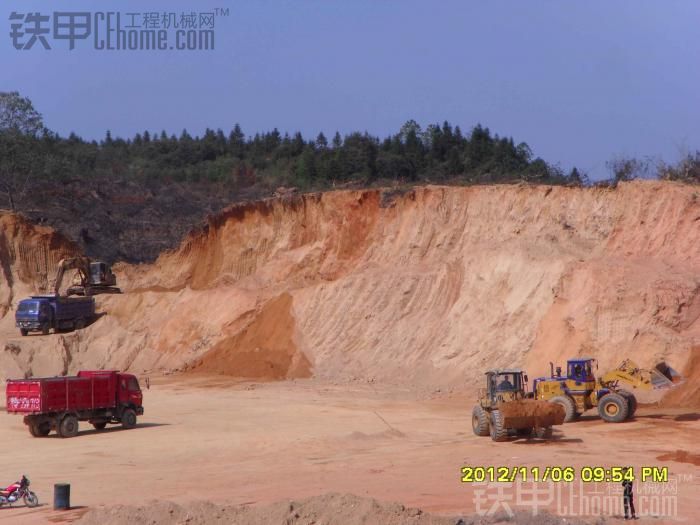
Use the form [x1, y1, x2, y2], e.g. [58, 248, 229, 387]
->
[93, 13, 214, 51]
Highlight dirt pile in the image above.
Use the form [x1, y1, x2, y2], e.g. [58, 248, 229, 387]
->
[0, 182, 698, 402]
[185, 293, 311, 379]
[498, 399, 566, 426]
[74, 494, 601, 525]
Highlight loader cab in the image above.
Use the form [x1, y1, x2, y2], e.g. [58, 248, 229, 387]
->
[567, 358, 596, 386]
[484, 369, 526, 404]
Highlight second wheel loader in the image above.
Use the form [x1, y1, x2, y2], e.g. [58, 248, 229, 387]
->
[532, 358, 679, 423]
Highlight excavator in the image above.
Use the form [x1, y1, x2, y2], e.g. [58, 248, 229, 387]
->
[53, 257, 121, 297]
[532, 358, 681, 423]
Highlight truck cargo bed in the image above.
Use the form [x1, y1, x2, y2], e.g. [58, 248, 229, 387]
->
[6, 372, 117, 415]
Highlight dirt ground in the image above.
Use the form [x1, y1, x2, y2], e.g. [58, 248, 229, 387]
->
[0, 376, 697, 524]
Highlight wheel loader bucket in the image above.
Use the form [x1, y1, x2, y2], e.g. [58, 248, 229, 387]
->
[654, 361, 682, 386]
[497, 399, 566, 429]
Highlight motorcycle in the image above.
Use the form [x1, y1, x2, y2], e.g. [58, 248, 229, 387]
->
[0, 475, 39, 507]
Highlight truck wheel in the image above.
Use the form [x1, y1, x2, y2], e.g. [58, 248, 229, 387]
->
[550, 395, 577, 422]
[35, 421, 51, 436]
[28, 422, 40, 437]
[58, 415, 79, 438]
[617, 390, 638, 418]
[20, 329, 28, 337]
[489, 410, 508, 442]
[41, 323, 50, 336]
[75, 318, 86, 330]
[598, 393, 629, 423]
[534, 426, 553, 439]
[92, 422, 107, 430]
[121, 409, 137, 429]
[472, 406, 490, 436]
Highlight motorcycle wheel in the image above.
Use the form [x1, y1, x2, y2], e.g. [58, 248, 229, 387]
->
[24, 492, 39, 507]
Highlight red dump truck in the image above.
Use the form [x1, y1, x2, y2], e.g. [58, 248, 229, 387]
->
[5, 371, 144, 438]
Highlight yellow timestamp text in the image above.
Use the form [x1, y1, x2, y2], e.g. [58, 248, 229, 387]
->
[460, 466, 668, 483]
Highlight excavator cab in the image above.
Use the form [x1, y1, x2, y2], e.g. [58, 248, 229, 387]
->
[89, 262, 116, 287]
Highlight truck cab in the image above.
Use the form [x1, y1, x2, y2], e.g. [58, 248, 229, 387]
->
[15, 298, 53, 336]
[117, 373, 144, 414]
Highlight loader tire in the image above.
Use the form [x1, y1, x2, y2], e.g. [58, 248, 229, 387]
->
[489, 410, 508, 442]
[550, 395, 577, 422]
[58, 415, 79, 438]
[617, 390, 637, 418]
[121, 409, 137, 429]
[598, 393, 629, 423]
[534, 426, 553, 439]
[472, 406, 490, 437]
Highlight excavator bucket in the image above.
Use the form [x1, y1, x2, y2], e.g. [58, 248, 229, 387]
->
[497, 399, 566, 429]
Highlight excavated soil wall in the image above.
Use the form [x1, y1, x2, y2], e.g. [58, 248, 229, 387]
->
[0, 182, 698, 401]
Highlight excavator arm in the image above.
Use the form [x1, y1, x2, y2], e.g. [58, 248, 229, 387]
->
[53, 257, 91, 296]
[597, 359, 676, 390]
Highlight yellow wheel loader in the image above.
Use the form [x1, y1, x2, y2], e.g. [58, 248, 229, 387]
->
[472, 369, 566, 442]
[532, 358, 679, 423]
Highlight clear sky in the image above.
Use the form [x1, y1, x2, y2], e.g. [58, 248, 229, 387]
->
[2, 1, 699, 179]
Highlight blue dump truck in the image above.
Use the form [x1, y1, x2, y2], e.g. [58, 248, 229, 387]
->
[15, 296, 95, 336]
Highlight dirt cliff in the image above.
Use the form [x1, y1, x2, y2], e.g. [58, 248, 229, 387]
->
[0, 181, 698, 402]
[0, 213, 79, 319]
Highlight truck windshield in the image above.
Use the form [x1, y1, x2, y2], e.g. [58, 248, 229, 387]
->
[17, 302, 38, 314]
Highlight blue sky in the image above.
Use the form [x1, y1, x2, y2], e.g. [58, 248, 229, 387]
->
[2, 1, 699, 179]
